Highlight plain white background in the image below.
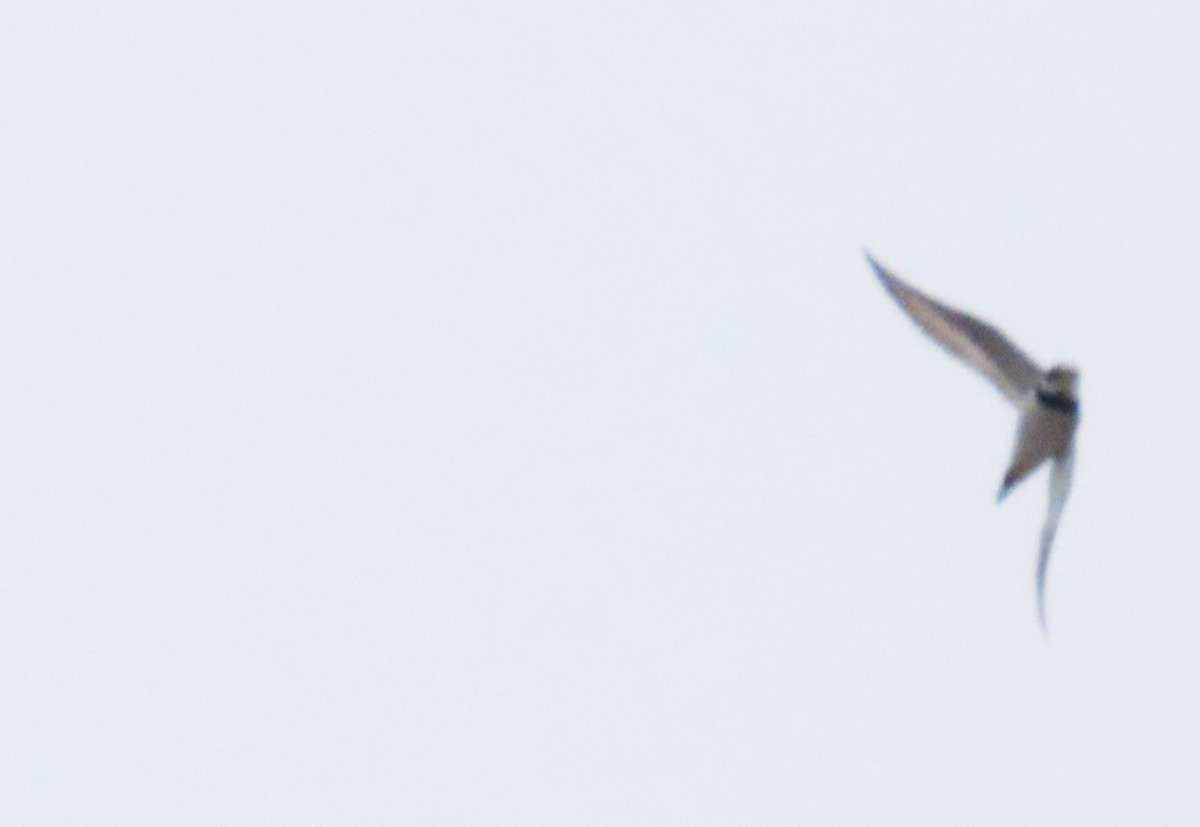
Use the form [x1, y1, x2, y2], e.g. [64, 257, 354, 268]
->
[4, 2, 1200, 823]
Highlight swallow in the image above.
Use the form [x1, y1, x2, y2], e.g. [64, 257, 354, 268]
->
[866, 252, 1079, 632]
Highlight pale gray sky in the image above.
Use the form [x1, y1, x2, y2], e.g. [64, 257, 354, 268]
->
[4, 2, 1200, 823]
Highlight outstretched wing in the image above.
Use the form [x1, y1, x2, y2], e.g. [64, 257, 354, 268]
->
[867, 253, 1043, 407]
[1037, 448, 1075, 633]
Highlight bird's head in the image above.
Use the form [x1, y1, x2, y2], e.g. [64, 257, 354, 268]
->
[1042, 364, 1080, 400]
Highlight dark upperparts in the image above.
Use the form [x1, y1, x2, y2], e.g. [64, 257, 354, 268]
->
[1036, 387, 1078, 414]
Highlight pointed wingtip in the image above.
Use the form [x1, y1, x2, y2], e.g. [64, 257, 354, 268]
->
[864, 250, 897, 292]
[1036, 537, 1052, 637]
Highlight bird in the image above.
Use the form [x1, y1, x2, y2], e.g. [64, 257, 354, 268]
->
[866, 252, 1079, 632]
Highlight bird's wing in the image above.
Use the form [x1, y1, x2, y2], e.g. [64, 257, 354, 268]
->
[1036, 448, 1075, 633]
[867, 253, 1043, 407]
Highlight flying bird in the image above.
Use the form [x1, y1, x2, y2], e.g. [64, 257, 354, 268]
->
[866, 253, 1078, 632]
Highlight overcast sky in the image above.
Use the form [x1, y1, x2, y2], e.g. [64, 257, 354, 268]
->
[5, 2, 1200, 823]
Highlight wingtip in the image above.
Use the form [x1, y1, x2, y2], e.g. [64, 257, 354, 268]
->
[1036, 549, 1052, 637]
[864, 251, 896, 290]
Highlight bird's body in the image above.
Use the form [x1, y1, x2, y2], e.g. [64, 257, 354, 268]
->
[1001, 390, 1076, 500]
[866, 253, 1079, 631]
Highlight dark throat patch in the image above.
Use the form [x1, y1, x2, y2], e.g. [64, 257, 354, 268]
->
[1036, 388, 1078, 414]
